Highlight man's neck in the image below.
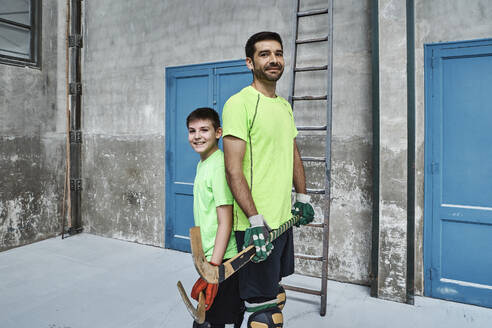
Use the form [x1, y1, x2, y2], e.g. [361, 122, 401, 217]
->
[251, 80, 277, 98]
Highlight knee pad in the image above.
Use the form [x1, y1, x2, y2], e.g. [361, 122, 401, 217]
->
[276, 286, 286, 310]
[247, 307, 283, 328]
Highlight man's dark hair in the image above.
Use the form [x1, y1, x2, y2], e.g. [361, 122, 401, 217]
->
[186, 107, 221, 130]
[245, 31, 283, 59]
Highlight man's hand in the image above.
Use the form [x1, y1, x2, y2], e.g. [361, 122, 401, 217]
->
[191, 269, 219, 311]
[292, 193, 315, 227]
[243, 214, 273, 263]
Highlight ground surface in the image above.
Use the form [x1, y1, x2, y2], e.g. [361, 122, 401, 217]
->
[1, 233, 490, 328]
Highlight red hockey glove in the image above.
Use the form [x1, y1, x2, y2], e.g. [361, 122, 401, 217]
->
[190, 262, 219, 310]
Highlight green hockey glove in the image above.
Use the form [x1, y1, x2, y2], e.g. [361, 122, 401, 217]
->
[243, 214, 274, 263]
[292, 193, 315, 227]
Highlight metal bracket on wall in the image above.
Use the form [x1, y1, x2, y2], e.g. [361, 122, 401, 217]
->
[69, 82, 82, 95]
[69, 130, 82, 144]
[70, 179, 82, 191]
[68, 34, 83, 48]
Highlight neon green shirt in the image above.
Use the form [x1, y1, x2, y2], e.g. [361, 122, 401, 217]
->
[193, 149, 237, 261]
[222, 86, 298, 231]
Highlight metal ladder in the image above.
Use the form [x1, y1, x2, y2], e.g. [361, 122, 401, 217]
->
[283, 0, 333, 317]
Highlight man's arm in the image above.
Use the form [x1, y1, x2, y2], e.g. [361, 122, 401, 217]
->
[223, 135, 258, 217]
[293, 138, 307, 194]
[210, 205, 233, 265]
[292, 138, 315, 226]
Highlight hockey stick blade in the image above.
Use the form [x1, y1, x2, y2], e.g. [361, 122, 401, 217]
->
[177, 281, 206, 324]
[190, 215, 300, 284]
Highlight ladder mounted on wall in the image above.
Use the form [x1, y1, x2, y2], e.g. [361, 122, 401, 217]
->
[283, 0, 333, 317]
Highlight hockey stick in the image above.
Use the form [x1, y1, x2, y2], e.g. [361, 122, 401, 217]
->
[190, 215, 300, 284]
[177, 281, 206, 324]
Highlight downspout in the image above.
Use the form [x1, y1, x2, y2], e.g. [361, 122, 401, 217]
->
[370, 0, 380, 298]
[63, 0, 83, 236]
[406, 0, 416, 305]
[62, 0, 71, 238]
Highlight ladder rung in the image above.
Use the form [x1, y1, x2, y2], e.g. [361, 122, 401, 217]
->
[296, 125, 327, 131]
[282, 284, 322, 296]
[297, 8, 329, 17]
[296, 36, 328, 44]
[306, 222, 325, 228]
[301, 156, 325, 162]
[295, 254, 324, 261]
[292, 188, 325, 194]
[295, 65, 328, 72]
[292, 95, 327, 101]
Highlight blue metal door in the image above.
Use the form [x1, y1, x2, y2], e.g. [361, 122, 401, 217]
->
[424, 39, 492, 307]
[165, 60, 251, 252]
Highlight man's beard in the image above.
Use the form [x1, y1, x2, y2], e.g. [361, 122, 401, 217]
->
[252, 63, 284, 82]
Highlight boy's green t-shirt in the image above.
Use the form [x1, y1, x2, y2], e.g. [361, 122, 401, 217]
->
[193, 149, 237, 261]
[222, 86, 298, 231]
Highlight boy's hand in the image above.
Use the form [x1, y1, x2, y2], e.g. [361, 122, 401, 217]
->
[292, 193, 315, 227]
[243, 214, 273, 263]
[191, 267, 219, 311]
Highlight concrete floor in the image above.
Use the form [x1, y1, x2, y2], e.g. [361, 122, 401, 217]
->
[1, 233, 491, 328]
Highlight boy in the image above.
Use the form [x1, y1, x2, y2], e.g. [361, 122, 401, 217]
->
[187, 107, 244, 328]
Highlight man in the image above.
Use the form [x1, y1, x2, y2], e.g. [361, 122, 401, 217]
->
[222, 31, 314, 328]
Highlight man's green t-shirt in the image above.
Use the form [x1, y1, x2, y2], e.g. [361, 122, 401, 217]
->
[222, 86, 298, 231]
[193, 149, 237, 261]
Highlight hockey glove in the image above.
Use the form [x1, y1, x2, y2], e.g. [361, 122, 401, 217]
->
[243, 214, 274, 263]
[292, 193, 315, 227]
[191, 263, 219, 311]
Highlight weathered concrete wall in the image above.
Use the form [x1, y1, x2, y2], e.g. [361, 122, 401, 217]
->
[0, 0, 66, 251]
[81, 0, 293, 247]
[375, 0, 408, 302]
[414, 0, 492, 295]
[82, 0, 375, 285]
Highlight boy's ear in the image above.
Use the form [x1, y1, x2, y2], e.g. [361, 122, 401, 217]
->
[215, 127, 223, 139]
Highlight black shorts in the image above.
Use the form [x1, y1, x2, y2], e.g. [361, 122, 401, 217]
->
[234, 228, 294, 301]
[205, 259, 245, 325]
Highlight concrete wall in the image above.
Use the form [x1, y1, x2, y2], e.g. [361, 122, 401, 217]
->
[81, 0, 375, 284]
[0, 0, 66, 251]
[374, 0, 408, 302]
[413, 0, 492, 295]
[4, 0, 488, 304]
[81, 0, 293, 246]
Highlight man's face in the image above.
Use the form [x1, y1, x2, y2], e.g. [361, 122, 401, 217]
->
[246, 40, 284, 82]
[187, 119, 221, 160]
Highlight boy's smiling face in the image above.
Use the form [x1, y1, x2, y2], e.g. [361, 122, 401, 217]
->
[188, 119, 222, 161]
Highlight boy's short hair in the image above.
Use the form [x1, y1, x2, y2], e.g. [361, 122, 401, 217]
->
[186, 107, 221, 130]
[245, 31, 283, 59]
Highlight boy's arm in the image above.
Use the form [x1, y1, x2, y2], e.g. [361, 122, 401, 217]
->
[210, 204, 233, 265]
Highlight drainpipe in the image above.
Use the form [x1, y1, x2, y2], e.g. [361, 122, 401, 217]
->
[406, 0, 416, 305]
[63, 0, 83, 236]
[370, 0, 380, 298]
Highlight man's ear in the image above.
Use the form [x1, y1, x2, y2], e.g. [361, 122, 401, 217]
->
[215, 127, 223, 139]
[245, 57, 254, 70]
